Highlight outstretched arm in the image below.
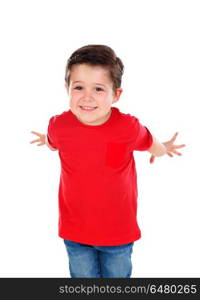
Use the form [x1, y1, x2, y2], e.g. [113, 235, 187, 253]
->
[148, 132, 186, 164]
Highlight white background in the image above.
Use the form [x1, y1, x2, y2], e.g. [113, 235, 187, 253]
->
[0, 0, 199, 277]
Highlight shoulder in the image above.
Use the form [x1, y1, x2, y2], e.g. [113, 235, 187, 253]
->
[48, 110, 70, 127]
[113, 107, 139, 126]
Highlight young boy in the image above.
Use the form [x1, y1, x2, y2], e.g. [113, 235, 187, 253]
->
[30, 44, 185, 278]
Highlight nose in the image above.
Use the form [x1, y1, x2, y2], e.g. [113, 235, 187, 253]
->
[83, 88, 93, 98]
[82, 89, 95, 102]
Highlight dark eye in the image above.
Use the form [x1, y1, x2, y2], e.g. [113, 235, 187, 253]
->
[74, 86, 82, 90]
[96, 87, 103, 92]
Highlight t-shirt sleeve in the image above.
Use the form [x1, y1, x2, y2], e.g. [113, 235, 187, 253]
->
[46, 116, 58, 150]
[128, 116, 153, 151]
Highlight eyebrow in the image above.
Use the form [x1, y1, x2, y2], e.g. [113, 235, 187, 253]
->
[72, 81, 106, 87]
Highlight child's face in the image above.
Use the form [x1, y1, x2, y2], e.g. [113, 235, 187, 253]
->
[66, 64, 122, 126]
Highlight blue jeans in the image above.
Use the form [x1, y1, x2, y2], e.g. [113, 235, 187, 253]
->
[63, 239, 134, 278]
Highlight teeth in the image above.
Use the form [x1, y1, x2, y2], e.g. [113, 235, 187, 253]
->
[81, 106, 96, 109]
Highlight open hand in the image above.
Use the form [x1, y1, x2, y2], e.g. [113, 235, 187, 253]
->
[30, 131, 46, 146]
[150, 132, 186, 164]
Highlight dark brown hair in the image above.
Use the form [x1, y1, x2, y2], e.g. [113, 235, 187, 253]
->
[64, 44, 124, 93]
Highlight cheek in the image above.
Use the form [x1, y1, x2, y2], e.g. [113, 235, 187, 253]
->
[70, 91, 78, 97]
[97, 92, 110, 100]
[69, 93, 79, 103]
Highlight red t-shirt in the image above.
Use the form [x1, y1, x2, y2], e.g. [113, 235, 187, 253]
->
[47, 106, 153, 246]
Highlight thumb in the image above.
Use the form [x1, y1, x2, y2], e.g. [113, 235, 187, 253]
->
[150, 155, 155, 164]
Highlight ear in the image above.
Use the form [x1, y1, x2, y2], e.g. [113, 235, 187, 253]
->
[64, 82, 69, 94]
[113, 88, 123, 103]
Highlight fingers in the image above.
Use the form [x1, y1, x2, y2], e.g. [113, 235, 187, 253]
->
[173, 150, 182, 156]
[169, 143, 186, 155]
[170, 133, 186, 147]
[30, 138, 40, 144]
[166, 152, 172, 157]
[150, 155, 155, 164]
[30, 140, 45, 145]
[167, 149, 184, 157]
[30, 131, 44, 145]
[175, 144, 186, 149]
[170, 132, 179, 142]
[31, 131, 42, 137]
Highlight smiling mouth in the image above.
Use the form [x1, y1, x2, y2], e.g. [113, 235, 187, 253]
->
[79, 106, 98, 111]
